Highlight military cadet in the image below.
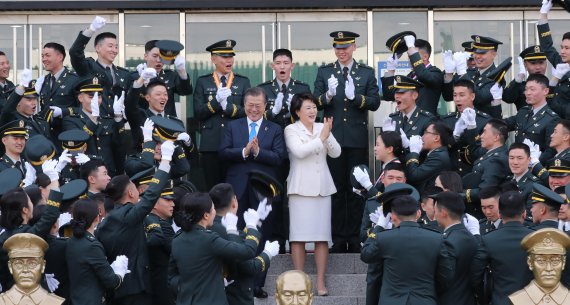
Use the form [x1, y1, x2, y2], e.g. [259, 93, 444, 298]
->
[384, 76, 434, 140]
[0, 51, 14, 114]
[129, 166, 155, 195]
[80, 159, 111, 198]
[194, 39, 251, 190]
[433, 191, 478, 305]
[56, 129, 94, 184]
[441, 79, 491, 175]
[382, 32, 443, 115]
[508, 143, 541, 211]
[361, 195, 444, 305]
[471, 191, 534, 305]
[66, 199, 129, 305]
[418, 186, 442, 230]
[544, 159, 570, 191]
[478, 186, 502, 235]
[143, 180, 176, 305]
[531, 120, 570, 184]
[530, 183, 564, 229]
[69, 16, 132, 116]
[96, 142, 172, 305]
[23, 134, 58, 173]
[0, 120, 27, 174]
[405, 121, 453, 194]
[463, 119, 510, 219]
[503, 46, 549, 111]
[461, 41, 477, 69]
[442, 35, 504, 118]
[62, 76, 126, 177]
[132, 40, 192, 117]
[313, 31, 380, 253]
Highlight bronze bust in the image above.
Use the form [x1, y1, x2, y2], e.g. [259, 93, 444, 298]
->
[275, 270, 313, 305]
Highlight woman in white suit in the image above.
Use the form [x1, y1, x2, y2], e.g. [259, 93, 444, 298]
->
[284, 92, 341, 296]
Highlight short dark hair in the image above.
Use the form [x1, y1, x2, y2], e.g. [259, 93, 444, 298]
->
[391, 195, 419, 217]
[244, 87, 267, 105]
[379, 131, 404, 158]
[509, 142, 530, 157]
[94, 32, 117, 47]
[453, 79, 475, 93]
[104, 174, 131, 202]
[383, 162, 405, 174]
[436, 171, 463, 193]
[209, 183, 235, 211]
[434, 191, 465, 220]
[24, 185, 43, 206]
[179, 192, 213, 231]
[0, 188, 28, 229]
[43, 42, 66, 60]
[145, 40, 158, 53]
[499, 191, 525, 218]
[146, 79, 167, 95]
[563, 32, 570, 41]
[29, 204, 48, 227]
[486, 119, 508, 144]
[429, 121, 454, 148]
[290, 92, 317, 121]
[273, 48, 292, 61]
[480, 186, 501, 200]
[71, 199, 100, 238]
[80, 159, 105, 182]
[557, 119, 570, 134]
[422, 185, 443, 201]
[415, 39, 432, 57]
[526, 73, 549, 88]
[0, 51, 5, 57]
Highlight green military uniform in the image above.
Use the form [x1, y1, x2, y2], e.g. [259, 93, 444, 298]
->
[531, 147, 570, 184]
[258, 78, 310, 129]
[66, 231, 122, 305]
[124, 140, 190, 180]
[144, 212, 176, 305]
[0, 154, 26, 175]
[441, 110, 490, 175]
[69, 31, 132, 116]
[417, 215, 440, 231]
[37, 67, 80, 118]
[405, 147, 452, 194]
[463, 145, 509, 219]
[359, 197, 384, 305]
[43, 235, 70, 305]
[0, 79, 15, 114]
[507, 171, 541, 215]
[479, 218, 500, 235]
[389, 107, 434, 139]
[529, 183, 563, 230]
[381, 52, 443, 115]
[0, 83, 51, 139]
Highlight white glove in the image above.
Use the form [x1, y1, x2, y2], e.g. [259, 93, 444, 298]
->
[141, 67, 157, 84]
[462, 108, 477, 129]
[45, 274, 60, 293]
[345, 75, 356, 100]
[399, 128, 410, 149]
[552, 63, 570, 79]
[524, 139, 541, 165]
[327, 74, 338, 97]
[177, 132, 192, 146]
[443, 50, 456, 74]
[404, 35, 416, 48]
[272, 92, 284, 116]
[19, 69, 32, 88]
[263, 241, 280, 259]
[541, 0, 553, 14]
[110, 255, 131, 280]
[141, 118, 154, 142]
[515, 56, 527, 83]
[453, 118, 468, 138]
[372, 207, 392, 229]
[89, 16, 106, 32]
[57, 212, 72, 230]
[90, 92, 100, 117]
[160, 140, 175, 162]
[386, 55, 398, 71]
[382, 117, 396, 132]
[256, 198, 272, 221]
[55, 149, 72, 173]
[353, 167, 373, 190]
[286, 94, 293, 112]
[216, 84, 232, 103]
[353, 187, 364, 197]
[490, 83, 503, 100]
[174, 54, 186, 72]
[222, 212, 238, 233]
[22, 162, 36, 187]
[462, 213, 480, 235]
[453, 52, 470, 75]
[243, 208, 260, 229]
[224, 278, 235, 287]
[49, 106, 62, 119]
[409, 135, 423, 154]
[42, 159, 59, 182]
[113, 91, 125, 117]
[35, 75, 45, 93]
[136, 63, 147, 76]
[75, 153, 91, 165]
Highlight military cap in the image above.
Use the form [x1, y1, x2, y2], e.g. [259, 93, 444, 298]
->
[61, 179, 88, 202]
[350, 164, 370, 190]
[23, 79, 38, 97]
[130, 166, 156, 187]
[161, 179, 175, 200]
[565, 184, 570, 204]
[461, 41, 474, 53]
[376, 183, 419, 216]
[58, 129, 89, 152]
[522, 228, 570, 255]
[330, 31, 360, 49]
[150, 116, 186, 142]
[548, 158, 570, 177]
[24, 135, 56, 166]
[155, 40, 184, 62]
[531, 183, 564, 209]
[385, 31, 416, 55]
[393, 75, 424, 93]
[470, 35, 503, 54]
[3, 233, 48, 259]
[486, 57, 512, 84]
[0, 120, 28, 138]
[0, 168, 23, 196]
[174, 180, 198, 193]
[206, 39, 236, 57]
[249, 169, 283, 199]
[520, 45, 547, 62]
[75, 76, 104, 93]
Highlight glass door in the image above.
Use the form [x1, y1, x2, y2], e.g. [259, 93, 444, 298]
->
[0, 15, 28, 83]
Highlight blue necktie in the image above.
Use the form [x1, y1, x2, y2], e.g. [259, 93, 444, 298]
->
[249, 122, 257, 141]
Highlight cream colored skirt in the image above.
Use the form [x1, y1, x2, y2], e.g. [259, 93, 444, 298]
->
[288, 194, 332, 242]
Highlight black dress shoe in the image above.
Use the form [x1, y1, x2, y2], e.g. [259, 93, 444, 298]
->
[254, 287, 268, 298]
[329, 243, 347, 253]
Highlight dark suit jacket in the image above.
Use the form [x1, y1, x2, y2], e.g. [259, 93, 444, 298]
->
[130, 69, 192, 117]
[405, 146, 452, 194]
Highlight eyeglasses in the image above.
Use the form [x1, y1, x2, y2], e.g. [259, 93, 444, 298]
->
[10, 258, 42, 270]
[424, 131, 439, 136]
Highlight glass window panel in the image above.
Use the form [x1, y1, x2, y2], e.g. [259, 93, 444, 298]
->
[0, 25, 25, 81]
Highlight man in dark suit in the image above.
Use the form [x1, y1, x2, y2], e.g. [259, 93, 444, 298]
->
[361, 195, 444, 305]
[433, 191, 478, 305]
[471, 191, 534, 305]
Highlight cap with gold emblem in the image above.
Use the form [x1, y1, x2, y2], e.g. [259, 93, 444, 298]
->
[3, 233, 48, 259]
[206, 40, 237, 57]
[249, 169, 283, 199]
[330, 31, 360, 49]
[548, 158, 570, 177]
[385, 31, 416, 55]
[0, 168, 23, 196]
[24, 135, 56, 166]
[471, 35, 503, 54]
[376, 183, 420, 216]
[23, 80, 38, 97]
[58, 129, 89, 152]
[522, 228, 570, 255]
[531, 183, 564, 209]
[130, 166, 156, 187]
[520, 45, 547, 62]
[150, 116, 186, 143]
[61, 179, 88, 202]
[462, 41, 475, 53]
[75, 76, 104, 93]
[0, 120, 28, 138]
[486, 57, 512, 84]
[160, 179, 175, 200]
[155, 40, 184, 63]
[393, 75, 424, 93]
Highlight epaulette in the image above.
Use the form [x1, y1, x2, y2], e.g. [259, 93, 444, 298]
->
[441, 112, 458, 119]
[529, 175, 540, 181]
[389, 111, 400, 117]
[420, 226, 442, 234]
[174, 230, 183, 238]
[86, 234, 96, 242]
[55, 236, 68, 240]
[479, 218, 487, 224]
[547, 109, 558, 116]
[259, 80, 273, 86]
[198, 74, 212, 79]
[129, 71, 140, 78]
[356, 62, 373, 70]
[319, 63, 334, 68]
[116, 66, 129, 72]
[418, 109, 432, 116]
[476, 111, 491, 119]
[292, 79, 308, 86]
[233, 73, 249, 79]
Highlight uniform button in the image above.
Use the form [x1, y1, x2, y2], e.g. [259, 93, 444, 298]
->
[344, 98, 347, 101]
[343, 118, 347, 122]
[221, 114, 225, 118]
[344, 108, 347, 111]
[221, 124, 225, 127]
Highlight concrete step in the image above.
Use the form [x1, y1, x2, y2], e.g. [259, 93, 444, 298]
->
[267, 253, 367, 275]
[254, 296, 366, 305]
[263, 273, 366, 297]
